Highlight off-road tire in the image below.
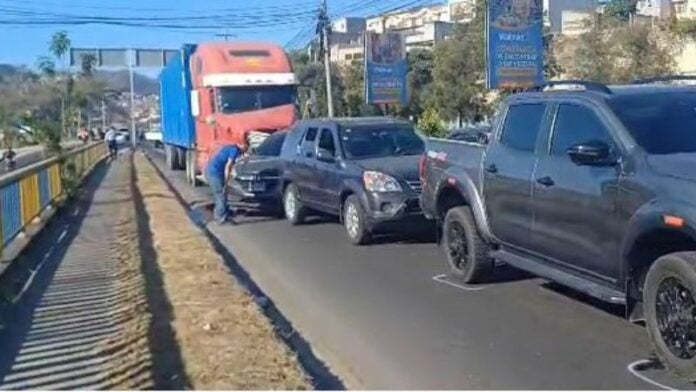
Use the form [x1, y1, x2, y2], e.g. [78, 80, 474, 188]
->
[442, 206, 492, 283]
[644, 252, 696, 380]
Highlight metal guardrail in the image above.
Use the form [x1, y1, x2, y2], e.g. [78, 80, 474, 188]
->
[0, 142, 107, 258]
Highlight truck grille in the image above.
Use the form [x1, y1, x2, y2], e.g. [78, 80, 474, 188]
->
[406, 180, 422, 194]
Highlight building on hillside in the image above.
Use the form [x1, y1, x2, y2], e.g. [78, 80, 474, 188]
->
[673, 0, 696, 18]
[330, 40, 365, 66]
[448, 0, 477, 22]
[400, 21, 456, 50]
[366, 2, 449, 33]
[636, 0, 673, 17]
[546, 0, 598, 34]
[332, 17, 367, 34]
[560, 9, 594, 36]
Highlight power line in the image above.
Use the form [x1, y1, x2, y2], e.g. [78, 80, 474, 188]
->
[0, 0, 319, 14]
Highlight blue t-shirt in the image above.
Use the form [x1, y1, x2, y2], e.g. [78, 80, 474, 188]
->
[208, 145, 241, 176]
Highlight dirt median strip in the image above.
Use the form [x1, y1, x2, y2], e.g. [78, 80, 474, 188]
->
[133, 152, 310, 390]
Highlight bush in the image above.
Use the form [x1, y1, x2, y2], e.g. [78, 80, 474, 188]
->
[418, 106, 447, 138]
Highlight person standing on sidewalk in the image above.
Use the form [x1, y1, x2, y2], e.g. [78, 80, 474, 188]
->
[206, 142, 246, 225]
[104, 128, 118, 159]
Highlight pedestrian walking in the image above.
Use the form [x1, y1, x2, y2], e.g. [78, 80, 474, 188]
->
[104, 128, 118, 160]
[205, 142, 247, 225]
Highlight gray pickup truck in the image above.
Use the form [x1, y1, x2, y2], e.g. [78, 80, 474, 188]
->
[420, 80, 696, 377]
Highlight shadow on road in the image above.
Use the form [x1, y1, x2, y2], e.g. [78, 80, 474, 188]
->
[129, 155, 191, 390]
[0, 163, 110, 383]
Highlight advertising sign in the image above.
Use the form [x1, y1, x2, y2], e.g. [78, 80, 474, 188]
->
[486, 0, 545, 89]
[365, 32, 408, 105]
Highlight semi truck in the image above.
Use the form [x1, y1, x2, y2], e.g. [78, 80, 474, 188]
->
[159, 42, 298, 185]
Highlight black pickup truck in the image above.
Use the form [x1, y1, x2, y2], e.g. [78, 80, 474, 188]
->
[420, 80, 696, 377]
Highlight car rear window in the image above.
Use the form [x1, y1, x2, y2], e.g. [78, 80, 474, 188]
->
[255, 132, 286, 157]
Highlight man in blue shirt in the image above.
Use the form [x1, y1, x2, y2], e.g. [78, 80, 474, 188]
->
[206, 143, 246, 224]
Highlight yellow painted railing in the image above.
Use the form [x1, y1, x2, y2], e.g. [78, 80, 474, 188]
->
[0, 142, 107, 257]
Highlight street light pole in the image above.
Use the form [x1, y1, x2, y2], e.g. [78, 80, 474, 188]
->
[321, 0, 334, 117]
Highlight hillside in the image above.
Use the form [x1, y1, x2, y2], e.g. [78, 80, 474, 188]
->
[0, 64, 159, 95]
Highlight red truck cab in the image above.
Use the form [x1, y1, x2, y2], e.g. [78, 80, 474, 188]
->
[189, 42, 297, 175]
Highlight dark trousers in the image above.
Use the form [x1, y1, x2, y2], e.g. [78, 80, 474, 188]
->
[206, 169, 229, 222]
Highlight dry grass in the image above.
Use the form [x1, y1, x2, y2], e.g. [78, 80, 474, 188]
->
[133, 153, 310, 390]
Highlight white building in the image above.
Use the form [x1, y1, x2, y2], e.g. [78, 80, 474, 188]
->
[560, 9, 593, 36]
[673, 0, 696, 18]
[366, 3, 450, 33]
[448, 0, 477, 22]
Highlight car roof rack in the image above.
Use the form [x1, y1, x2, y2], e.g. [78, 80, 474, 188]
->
[528, 80, 613, 94]
[632, 75, 696, 85]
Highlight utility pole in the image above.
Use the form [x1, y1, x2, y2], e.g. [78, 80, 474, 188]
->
[320, 0, 334, 117]
[129, 49, 137, 148]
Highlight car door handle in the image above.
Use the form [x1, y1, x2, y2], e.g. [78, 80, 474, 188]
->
[536, 176, 555, 187]
[485, 164, 498, 174]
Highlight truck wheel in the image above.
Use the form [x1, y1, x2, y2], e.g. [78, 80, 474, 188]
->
[644, 252, 696, 380]
[343, 195, 370, 245]
[175, 147, 186, 171]
[442, 206, 492, 283]
[283, 184, 306, 225]
[165, 145, 177, 171]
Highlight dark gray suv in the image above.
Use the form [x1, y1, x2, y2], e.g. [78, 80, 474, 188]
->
[280, 117, 425, 244]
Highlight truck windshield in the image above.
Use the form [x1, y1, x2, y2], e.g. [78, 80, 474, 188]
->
[608, 92, 696, 155]
[217, 85, 296, 114]
[340, 125, 424, 160]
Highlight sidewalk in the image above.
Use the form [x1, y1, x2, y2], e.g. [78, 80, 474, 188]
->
[0, 154, 155, 390]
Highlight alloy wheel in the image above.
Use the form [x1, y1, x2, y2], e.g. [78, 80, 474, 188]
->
[656, 276, 696, 360]
[446, 221, 468, 271]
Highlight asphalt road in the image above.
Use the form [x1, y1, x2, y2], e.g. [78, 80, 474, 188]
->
[146, 148, 692, 390]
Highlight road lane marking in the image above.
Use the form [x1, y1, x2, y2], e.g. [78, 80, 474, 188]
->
[432, 274, 487, 291]
[627, 359, 677, 390]
[57, 229, 68, 243]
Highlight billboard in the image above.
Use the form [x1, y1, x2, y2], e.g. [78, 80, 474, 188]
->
[486, 0, 545, 89]
[364, 32, 408, 105]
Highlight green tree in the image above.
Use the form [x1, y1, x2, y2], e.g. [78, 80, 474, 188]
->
[418, 106, 447, 138]
[603, 0, 637, 22]
[431, 13, 488, 125]
[49, 31, 71, 69]
[561, 15, 680, 83]
[404, 49, 434, 120]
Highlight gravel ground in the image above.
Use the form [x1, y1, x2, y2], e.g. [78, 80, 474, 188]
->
[133, 152, 310, 390]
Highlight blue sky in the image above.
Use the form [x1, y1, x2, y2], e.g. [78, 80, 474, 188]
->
[0, 0, 436, 69]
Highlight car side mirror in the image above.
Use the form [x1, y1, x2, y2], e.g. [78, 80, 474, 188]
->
[567, 141, 616, 166]
[317, 148, 336, 163]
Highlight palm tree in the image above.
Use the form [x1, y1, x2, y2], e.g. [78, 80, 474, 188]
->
[49, 31, 71, 69]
